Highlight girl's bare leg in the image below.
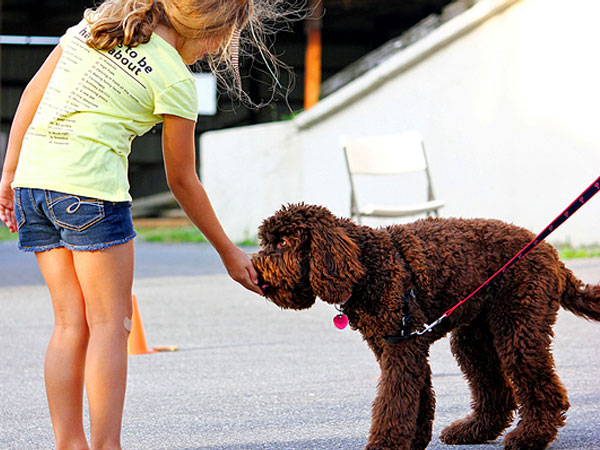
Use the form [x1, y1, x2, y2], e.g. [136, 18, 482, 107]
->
[36, 248, 90, 450]
[73, 241, 134, 450]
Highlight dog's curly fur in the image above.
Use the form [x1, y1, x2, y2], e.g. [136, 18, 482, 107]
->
[252, 203, 600, 450]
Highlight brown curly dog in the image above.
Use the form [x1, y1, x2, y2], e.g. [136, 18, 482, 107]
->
[251, 203, 600, 450]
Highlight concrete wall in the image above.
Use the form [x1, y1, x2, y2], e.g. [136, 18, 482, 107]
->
[201, 0, 600, 245]
[201, 121, 302, 242]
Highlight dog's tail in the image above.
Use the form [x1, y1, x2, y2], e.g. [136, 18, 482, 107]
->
[560, 266, 600, 321]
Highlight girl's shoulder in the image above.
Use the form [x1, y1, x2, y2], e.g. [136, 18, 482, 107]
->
[142, 33, 194, 81]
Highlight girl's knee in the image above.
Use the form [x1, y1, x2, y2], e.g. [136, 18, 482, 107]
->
[53, 318, 89, 338]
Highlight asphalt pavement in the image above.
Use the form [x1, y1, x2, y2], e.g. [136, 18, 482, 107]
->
[0, 240, 599, 450]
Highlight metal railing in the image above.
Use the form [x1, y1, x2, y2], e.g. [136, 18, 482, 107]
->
[0, 35, 60, 45]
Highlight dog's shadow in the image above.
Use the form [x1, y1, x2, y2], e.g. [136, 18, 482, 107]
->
[176, 437, 509, 450]
[176, 436, 367, 450]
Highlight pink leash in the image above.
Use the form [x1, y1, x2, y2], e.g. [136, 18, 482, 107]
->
[384, 175, 600, 343]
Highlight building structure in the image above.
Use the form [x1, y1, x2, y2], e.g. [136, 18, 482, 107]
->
[201, 0, 600, 245]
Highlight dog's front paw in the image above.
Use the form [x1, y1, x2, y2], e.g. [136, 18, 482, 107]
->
[440, 417, 499, 444]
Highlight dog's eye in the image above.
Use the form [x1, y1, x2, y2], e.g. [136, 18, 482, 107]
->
[276, 239, 288, 250]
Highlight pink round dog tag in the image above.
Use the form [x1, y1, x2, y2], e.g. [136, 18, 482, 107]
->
[333, 313, 349, 330]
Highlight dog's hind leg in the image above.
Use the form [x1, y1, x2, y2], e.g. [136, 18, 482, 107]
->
[440, 317, 517, 445]
[490, 300, 569, 450]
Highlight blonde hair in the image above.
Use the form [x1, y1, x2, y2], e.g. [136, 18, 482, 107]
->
[84, 0, 302, 107]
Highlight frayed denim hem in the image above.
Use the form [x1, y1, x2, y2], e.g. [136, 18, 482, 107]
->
[18, 241, 63, 253]
[19, 232, 137, 253]
[62, 232, 137, 252]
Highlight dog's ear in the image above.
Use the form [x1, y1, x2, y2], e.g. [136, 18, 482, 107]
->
[309, 226, 365, 304]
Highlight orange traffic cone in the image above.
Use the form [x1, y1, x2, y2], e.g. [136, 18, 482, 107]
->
[128, 294, 156, 355]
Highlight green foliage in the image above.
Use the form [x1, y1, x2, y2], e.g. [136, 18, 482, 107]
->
[135, 226, 257, 246]
[556, 242, 600, 259]
[0, 225, 17, 241]
[135, 226, 208, 243]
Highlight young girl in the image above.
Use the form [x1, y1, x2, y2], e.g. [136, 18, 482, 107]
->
[0, 0, 291, 448]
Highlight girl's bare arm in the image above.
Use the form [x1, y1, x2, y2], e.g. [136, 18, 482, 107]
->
[0, 45, 62, 231]
[161, 114, 262, 295]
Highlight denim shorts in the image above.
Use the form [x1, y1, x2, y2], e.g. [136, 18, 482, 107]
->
[14, 188, 136, 252]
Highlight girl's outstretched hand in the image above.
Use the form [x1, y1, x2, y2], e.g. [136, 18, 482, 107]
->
[220, 245, 264, 295]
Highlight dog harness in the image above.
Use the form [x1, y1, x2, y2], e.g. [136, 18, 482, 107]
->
[383, 290, 415, 344]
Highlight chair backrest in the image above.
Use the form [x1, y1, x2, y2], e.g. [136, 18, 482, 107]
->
[341, 131, 427, 176]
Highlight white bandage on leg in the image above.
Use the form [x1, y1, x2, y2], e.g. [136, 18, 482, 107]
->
[124, 317, 132, 333]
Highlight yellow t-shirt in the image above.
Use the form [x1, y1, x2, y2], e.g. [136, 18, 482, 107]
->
[12, 21, 198, 201]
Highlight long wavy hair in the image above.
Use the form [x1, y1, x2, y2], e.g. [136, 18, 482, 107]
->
[84, 0, 302, 107]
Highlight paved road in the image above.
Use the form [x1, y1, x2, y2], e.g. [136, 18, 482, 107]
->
[1, 241, 599, 450]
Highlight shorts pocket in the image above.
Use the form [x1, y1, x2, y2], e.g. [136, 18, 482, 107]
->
[14, 188, 26, 230]
[46, 191, 105, 232]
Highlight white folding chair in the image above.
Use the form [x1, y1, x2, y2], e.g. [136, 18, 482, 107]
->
[341, 131, 444, 224]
